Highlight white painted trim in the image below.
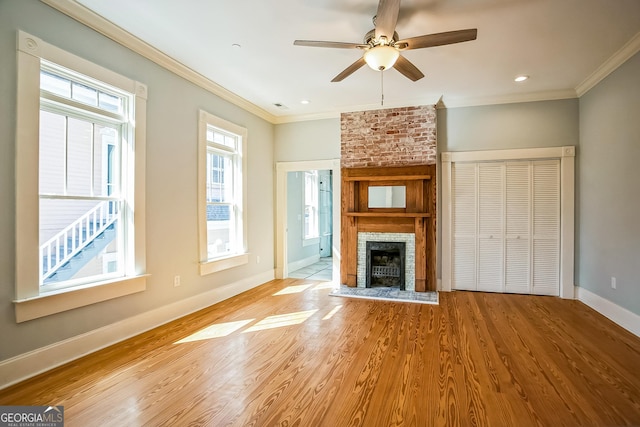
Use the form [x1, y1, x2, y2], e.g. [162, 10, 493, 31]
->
[288, 254, 321, 274]
[440, 154, 453, 292]
[14, 275, 147, 323]
[576, 31, 640, 97]
[441, 147, 575, 298]
[272, 89, 578, 123]
[443, 146, 573, 163]
[0, 269, 275, 390]
[559, 150, 575, 299]
[576, 286, 640, 338]
[199, 253, 250, 276]
[197, 110, 248, 273]
[36, 1, 639, 124]
[302, 237, 320, 247]
[40, 0, 276, 123]
[440, 89, 578, 109]
[275, 160, 341, 280]
[15, 31, 148, 316]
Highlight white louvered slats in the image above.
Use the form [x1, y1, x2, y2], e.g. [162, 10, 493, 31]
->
[452, 163, 477, 290]
[477, 163, 503, 292]
[505, 162, 530, 293]
[451, 159, 560, 296]
[532, 160, 560, 295]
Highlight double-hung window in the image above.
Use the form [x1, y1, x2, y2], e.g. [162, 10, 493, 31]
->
[39, 62, 128, 290]
[14, 31, 147, 322]
[198, 110, 247, 274]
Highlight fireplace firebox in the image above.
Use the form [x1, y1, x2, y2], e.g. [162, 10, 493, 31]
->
[366, 241, 406, 289]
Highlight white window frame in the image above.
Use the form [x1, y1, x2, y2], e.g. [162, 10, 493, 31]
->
[198, 110, 248, 275]
[302, 170, 320, 246]
[14, 31, 148, 322]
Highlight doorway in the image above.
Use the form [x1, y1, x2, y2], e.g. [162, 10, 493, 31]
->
[275, 159, 340, 281]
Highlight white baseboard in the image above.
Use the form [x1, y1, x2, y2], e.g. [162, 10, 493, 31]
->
[576, 286, 640, 338]
[287, 254, 321, 274]
[0, 269, 275, 390]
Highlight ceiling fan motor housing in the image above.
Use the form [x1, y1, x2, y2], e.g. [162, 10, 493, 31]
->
[364, 29, 400, 46]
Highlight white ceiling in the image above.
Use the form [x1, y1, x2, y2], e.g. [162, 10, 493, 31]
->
[71, 0, 640, 122]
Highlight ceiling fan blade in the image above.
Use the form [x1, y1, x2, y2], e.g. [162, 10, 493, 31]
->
[393, 55, 424, 81]
[331, 57, 367, 82]
[397, 29, 478, 50]
[294, 40, 367, 49]
[374, 0, 401, 41]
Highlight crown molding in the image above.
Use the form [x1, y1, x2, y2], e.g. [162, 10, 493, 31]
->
[39, 1, 639, 125]
[439, 89, 578, 109]
[272, 97, 444, 124]
[576, 31, 640, 97]
[40, 0, 278, 124]
[272, 111, 340, 124]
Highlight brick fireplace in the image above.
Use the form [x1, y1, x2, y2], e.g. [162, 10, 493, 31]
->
[340, 105, 437, 292]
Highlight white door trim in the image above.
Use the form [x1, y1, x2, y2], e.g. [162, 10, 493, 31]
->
[275, 159, 341, 280]
[441, 146, 575, 298]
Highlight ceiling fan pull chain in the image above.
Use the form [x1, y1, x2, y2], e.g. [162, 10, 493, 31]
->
[381, 71, 384, 106]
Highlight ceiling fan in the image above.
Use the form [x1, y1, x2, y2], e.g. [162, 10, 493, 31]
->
[294, 0, 477, 82]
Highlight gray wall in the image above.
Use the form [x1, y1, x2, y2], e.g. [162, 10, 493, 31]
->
[436, 98, 580, 279]
[274, 119, 340, 162]
[438, 99, 579, 151]
[578, 52, 640, 314]
[0, 0, 275, 360]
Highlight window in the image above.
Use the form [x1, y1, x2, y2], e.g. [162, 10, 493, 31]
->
[303, 171, 319, 244]
[198, 110, 248, 275]
[39, 62, 129, 291]
[14, 31, 147, 322]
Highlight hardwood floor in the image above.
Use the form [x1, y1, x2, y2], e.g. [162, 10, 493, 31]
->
[1, 279, 640, 426]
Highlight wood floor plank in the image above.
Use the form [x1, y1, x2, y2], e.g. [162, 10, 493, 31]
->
[2, 281, 640, 426]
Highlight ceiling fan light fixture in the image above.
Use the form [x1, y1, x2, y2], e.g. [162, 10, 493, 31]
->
[364, 45, 400, 71]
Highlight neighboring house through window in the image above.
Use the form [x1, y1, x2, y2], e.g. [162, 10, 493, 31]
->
[198, 110, 248, 275]
[14, 31, 147, 322]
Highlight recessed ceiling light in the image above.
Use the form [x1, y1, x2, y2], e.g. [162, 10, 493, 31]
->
[301, 100, 310, 105]
[514, 75, 529, 82]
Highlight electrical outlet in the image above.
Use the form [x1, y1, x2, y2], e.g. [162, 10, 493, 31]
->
[611, 277, 616, 289]
[174, 275, 181, 287]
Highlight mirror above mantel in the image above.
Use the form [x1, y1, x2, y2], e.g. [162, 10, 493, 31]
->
[368, 185, 406, 208]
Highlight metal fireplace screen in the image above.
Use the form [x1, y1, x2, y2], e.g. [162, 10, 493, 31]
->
[365, 241, 406, 290]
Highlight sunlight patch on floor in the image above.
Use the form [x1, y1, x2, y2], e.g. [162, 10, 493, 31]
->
[272, 284, 314, 295]
[322, 305, 342, 320]
[243, 309, 318, 333]
[175, 319, 255, 343]
[312, 282, 337, 290]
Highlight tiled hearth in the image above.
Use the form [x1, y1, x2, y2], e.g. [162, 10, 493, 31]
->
[357, 232, 415, 291]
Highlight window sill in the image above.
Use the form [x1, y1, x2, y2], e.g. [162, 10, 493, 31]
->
[302, 237, 319, 247]
[200, 253, 249, 276]
[13, 275, 148, 323]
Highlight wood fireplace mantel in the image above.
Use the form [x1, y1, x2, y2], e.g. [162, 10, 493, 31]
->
[340, 165, 437, 292]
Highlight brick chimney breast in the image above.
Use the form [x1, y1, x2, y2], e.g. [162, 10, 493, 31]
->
[340, 105, 436, 168]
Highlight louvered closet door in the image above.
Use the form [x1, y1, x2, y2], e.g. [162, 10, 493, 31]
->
[452, 163, 477, 290]
[452, 159, 560, 295]
[532, 160, 560, 295]
[505, 162, 531, 293]
[477, 163, 504, 292]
